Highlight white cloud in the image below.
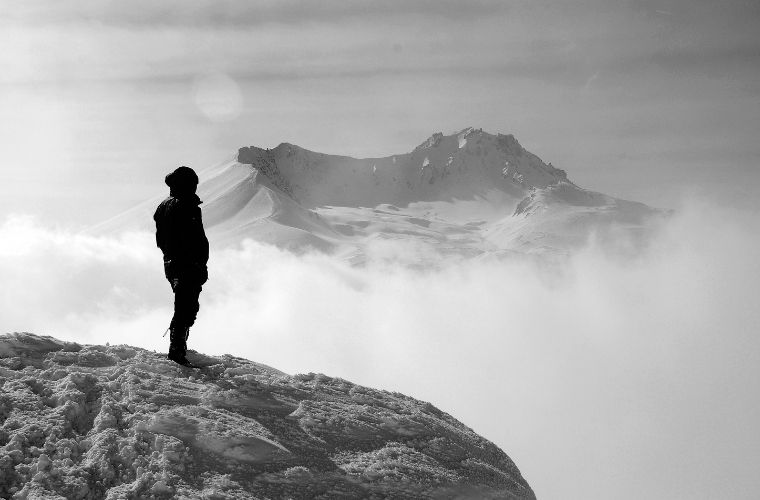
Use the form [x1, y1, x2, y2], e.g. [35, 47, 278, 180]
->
[0, 198, 759, 499]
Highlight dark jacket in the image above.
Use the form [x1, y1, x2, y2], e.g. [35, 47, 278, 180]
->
[154, 193, 209, 282]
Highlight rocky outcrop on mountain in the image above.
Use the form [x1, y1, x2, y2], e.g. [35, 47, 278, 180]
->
[0, 333, 535, 499]
[237, 146, 296, 199]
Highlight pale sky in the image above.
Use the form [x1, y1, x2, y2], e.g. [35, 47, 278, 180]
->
[1, 0, 759, 225]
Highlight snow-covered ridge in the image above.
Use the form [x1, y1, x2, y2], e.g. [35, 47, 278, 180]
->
[91, 127, 664, 258]
[0, 332, 535, 499]
[235, 127, 569, 209]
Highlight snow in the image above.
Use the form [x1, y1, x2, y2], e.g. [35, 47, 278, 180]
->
[90, 128, 665, 259]
[0, 332, 535, 499]
[457, 127, 473, 149]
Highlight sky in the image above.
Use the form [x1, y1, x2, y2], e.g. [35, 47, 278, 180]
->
[1, 1, 760, 499]
[1, 0, 759, 224]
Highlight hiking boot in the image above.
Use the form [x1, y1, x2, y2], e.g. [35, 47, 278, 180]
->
[168, 325, 191, 366]
[167, 351, 193, 367]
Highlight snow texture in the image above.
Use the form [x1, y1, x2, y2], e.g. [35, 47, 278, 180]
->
[0, 333, 534, 499]
[91, 127, 665, 258]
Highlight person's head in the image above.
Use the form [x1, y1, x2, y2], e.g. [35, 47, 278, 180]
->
[165, 166, 199, 197]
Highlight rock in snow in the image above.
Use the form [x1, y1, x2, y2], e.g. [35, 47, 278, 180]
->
[0, 333, 535, 499]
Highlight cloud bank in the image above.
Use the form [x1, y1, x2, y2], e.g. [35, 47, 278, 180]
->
[1, 198, 759, 499]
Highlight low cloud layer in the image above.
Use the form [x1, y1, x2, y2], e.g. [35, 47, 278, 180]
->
[1, 198, 759, 499]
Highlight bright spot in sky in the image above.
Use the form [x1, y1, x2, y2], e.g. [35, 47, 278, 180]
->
[192, 72, 243, 122]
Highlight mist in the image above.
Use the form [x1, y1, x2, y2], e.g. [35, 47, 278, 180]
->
[1, 197, 759, 499]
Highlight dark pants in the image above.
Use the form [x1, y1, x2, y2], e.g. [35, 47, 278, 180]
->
[169, 277, 203, 332]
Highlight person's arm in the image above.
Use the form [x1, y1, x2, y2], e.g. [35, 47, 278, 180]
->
[154, 201, 170, 254]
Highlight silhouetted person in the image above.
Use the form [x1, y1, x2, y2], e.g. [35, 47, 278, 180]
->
[154, 166, 209, 366]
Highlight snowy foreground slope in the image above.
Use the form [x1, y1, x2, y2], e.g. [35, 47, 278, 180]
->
[0, 333, 535, 499]
[94, 127, 662, 258]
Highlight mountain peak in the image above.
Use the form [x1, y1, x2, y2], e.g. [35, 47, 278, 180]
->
[412, 127, 525, 155]
[237, 145, 269, 164]
[232, 127, 572, 210]
[415, 127, 484, 151]
[414, 131, 445, 151]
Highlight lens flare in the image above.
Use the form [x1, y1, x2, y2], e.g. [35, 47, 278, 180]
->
[192, 72, 243, 122]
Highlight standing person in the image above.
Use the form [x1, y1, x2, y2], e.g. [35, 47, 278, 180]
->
[154, 166, 209, 366]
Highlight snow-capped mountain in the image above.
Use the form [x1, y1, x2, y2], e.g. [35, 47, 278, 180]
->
[0, 333, 535, 499]
[94, 128, 662, 257]
[236, 127, 567, 208]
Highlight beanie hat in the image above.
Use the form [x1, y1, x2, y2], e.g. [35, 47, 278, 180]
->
[165, 166, 199, 189]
